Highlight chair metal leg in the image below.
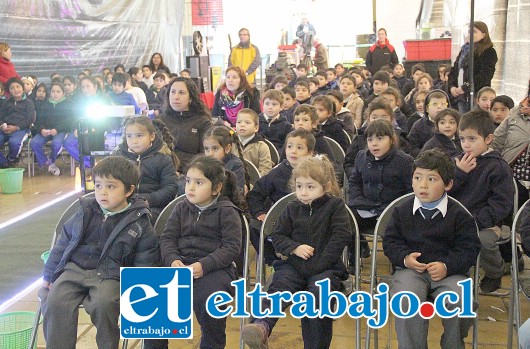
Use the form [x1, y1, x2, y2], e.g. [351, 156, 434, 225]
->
[240, 217, 251, 349]
[27, 301, 42, 349]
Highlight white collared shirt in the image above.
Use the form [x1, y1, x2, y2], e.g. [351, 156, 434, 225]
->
[412, 193, 448, 220]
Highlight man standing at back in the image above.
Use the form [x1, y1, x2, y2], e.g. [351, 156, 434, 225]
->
[228, 28, 262, 86]
[365, 28, 399, 75]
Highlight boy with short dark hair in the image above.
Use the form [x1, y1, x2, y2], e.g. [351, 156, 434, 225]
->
[258, 89, 292, 151]
[325, 67, 339, 90]
[280, 86, 299, 124]
[295, 80, 312, 105]
[450, 110, 514, 293]
[383, 149, 481, 349]
[142, 64, 154, 88]
[363, 71, 390, 110]
[402, 63, 426, 97]
[380, 87, 407, 129]
[40, 156, 160, 349]
[288, 64, 308, 88]
[109, 73, 141, 114]
[236, 108, 273, 176]
[314, 70, 331, 96]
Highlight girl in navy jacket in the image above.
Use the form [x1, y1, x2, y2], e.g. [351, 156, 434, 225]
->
[242, 155, 350, 349]
[113, 116, 179, 222]
[160, 155, 243, 349]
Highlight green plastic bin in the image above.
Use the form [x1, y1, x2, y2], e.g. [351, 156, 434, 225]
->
[0, 311, 41, 349]
[0, 168, 25, 194]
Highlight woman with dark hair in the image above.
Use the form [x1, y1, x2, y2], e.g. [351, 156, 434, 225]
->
[157, 77, 212, 173]
[148, 52, 171, 74]
[449, 21, 498, 113]
[212, 66, 261, 127]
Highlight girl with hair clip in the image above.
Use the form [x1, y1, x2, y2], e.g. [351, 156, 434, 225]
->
[312, 95, 350, 151]
[242, 155, 351, 349]
[212, 66, 261, 127]
[158, 155, 243, 349]
[203, 125, 249, 192]
[113, 115, 179, 222]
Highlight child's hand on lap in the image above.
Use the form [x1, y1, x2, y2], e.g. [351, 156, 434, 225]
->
[405, 252, 427, 273]
[426, 262, 447, 281]
[455, 153, 477, 173]
[257, 213, 266, 222]
[190, 262, 204, 279]
[171, 259, 186, 268]
[292, 244, 314, 260]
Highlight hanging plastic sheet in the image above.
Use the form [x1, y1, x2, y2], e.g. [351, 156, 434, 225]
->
[0, 0, 184, 82]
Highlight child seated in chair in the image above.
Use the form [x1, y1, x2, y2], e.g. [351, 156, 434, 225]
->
[242, 156, 350, 349]
[383, 149, 481, 349]
[40, 156, 160, 349]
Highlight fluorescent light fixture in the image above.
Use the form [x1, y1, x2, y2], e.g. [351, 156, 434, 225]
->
[0, 190, 79, 232]
[0, 277, 43, 313]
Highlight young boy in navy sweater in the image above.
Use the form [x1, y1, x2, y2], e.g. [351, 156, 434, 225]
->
[449, 109, 514, 293]
[258, 89, 293, 151]
[383, 149, 481, 349]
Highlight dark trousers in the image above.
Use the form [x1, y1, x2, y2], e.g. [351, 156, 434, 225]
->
[144, 266, 236, 349]
[253, 261, 343, 349]
[249, 218, 280, 266]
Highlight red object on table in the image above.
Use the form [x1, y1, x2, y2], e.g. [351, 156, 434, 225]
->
[403, 39, 451, 61]
[200, 92, 215, 109]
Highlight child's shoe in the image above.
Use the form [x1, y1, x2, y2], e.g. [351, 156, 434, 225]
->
[242, 322, 269, 349]
[480, 276, 502, 293]
[48, 163, 61, 176]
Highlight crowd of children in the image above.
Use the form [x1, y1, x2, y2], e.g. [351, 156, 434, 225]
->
[2, 45, 528, 348]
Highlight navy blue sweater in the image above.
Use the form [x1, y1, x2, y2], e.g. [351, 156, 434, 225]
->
[421, 131, 462, 157]
[408, 116, 435, 157]
[449, 150, 514, 230]
[320, 118, 349, 152]
[247, 159, 293, 218]
[348, 147, 414, 215]
[383, 196, 481, 277]
[258, 113, 293, 151]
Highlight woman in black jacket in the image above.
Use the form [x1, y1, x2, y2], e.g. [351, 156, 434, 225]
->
[448, 21, 497, 113]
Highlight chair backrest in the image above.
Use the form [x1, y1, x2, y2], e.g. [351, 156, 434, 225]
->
[263, 139, 280, 166]
[324, 136, 345, 164]
[154, 194, 186, 235]
[373, 193, 414, 239]
[243, 159, 261, 187]
[260, 192, 297, 238]
[342, 129, 352, 145]
[51, 192, 95, 249]
[513, 177, 519, 222]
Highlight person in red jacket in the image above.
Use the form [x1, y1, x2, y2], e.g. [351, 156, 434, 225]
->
[0, 42, 20, 86]
[365, 28, 399, 76]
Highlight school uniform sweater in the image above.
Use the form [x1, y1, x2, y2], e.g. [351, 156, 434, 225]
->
[34, 99, 73, 135]
[421, 131, 462, 157]
[449, 150, 514, 230]
[408, 116, 435, 157]
[271, 195, 350, 278]
[157, 110, 212, 172]
[113, 136, 178, 215]
[348, 147, 413, 215]
[258, 113, 293, 150]
[223, 152, 245, 190]
[247, 159, 293, 218]
[383, 196, 481, 277]
[319, 117, 349, 152]
[159, 196, 242, 274]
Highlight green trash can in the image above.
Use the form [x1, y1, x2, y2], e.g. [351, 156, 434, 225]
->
[0, 312, 42, 349]
[0, 168, 25, 194]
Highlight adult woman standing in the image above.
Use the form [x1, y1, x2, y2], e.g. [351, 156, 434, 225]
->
[212, 66, 261, 127]
[148, 52, 171, 74]
[449, 21, 498, 113]
[157, 77, 212, 173]
[0, 42, 20, 86]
